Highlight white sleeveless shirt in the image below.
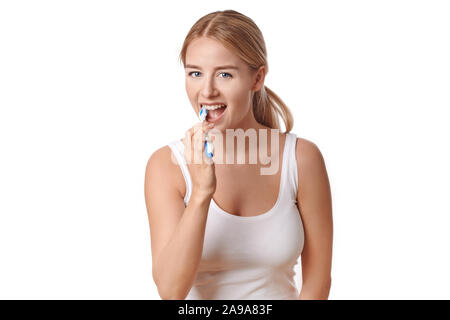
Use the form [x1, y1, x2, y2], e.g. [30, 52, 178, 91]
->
[167, 132, 304, 300]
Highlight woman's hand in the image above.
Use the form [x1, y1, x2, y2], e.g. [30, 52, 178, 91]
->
[182, 121, 216, 200]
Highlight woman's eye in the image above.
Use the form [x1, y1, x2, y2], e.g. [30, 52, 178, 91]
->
[188, 71, 232, 78]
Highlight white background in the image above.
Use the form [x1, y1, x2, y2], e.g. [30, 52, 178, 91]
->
[0, 0, 449, 299]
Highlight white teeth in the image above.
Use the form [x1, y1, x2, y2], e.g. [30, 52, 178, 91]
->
[202, 104, 226, 110]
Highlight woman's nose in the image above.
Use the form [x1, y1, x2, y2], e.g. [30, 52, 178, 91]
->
[201, 77, 218, 96]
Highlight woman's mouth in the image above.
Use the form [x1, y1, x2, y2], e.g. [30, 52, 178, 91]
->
[201, 104, 227, 123]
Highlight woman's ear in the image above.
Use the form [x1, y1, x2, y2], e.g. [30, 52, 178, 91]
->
[251, 65, 266, 92]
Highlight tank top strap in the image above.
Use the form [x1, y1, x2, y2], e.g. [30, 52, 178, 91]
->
[167, 140, 192, 206]
[282, 132, 299, 204]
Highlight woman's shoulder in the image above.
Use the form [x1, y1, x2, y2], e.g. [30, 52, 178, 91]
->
[294, 136, 329, 191]
[145, 143, 186, 199]
[294, 136, 325, 167]
[148, 138, 184, 163]
[295, 136, 318, 152]
[147, 142, 176, 165]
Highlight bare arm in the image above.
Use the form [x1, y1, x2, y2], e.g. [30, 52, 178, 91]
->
[144, 146, 211, 300]
[295, 138, 333, 300]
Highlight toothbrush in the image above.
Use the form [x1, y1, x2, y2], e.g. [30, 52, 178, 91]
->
[199, 106, 214, 158]
[199, 106, 207, 122]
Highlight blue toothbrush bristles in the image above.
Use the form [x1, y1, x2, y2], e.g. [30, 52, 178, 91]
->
[199, 106, 207, 122]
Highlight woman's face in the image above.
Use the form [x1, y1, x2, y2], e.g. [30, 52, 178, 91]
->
[185, 37, 265, 130]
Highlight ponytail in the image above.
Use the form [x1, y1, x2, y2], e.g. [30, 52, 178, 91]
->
[253, 85, 294, 133]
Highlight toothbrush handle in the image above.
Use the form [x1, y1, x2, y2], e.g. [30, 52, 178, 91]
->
[204, 140, 214, 158]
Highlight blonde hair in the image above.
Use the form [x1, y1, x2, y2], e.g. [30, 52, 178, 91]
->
[178, 10, 294, 133]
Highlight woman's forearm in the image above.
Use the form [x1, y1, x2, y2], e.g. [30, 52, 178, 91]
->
[298, 290, 330, 300]
[298, 280, 331, 300]
[153, 191, 211, 300]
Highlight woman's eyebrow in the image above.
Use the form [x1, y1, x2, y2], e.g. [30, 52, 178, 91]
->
[185, 64, 239, 70]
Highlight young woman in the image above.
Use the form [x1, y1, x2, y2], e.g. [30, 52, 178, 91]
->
[144, 10, 333, 300]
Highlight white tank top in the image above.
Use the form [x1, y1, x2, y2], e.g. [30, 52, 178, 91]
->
[167, 132, 304, 300]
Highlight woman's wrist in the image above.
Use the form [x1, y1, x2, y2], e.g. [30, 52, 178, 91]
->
[190, 189, 213, 205]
